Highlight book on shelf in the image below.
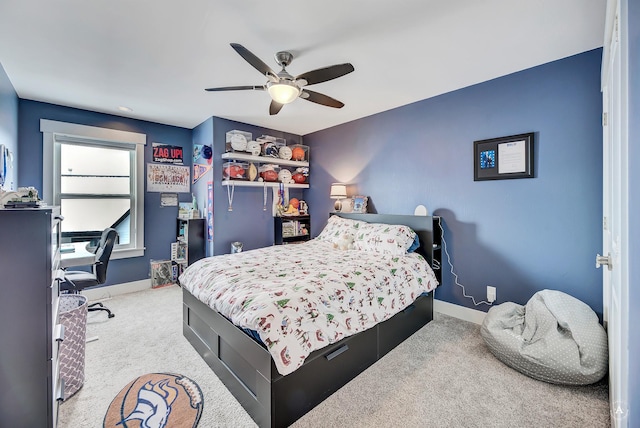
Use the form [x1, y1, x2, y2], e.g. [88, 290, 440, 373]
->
[177, 221, 187, 238]
[171, 241, 187, 261]
[281, 219, 309, 238]
[171, 261, 187, 283]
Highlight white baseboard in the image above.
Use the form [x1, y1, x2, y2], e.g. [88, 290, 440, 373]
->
[434, 299, 487, 325]
[81, 279, 151, 302]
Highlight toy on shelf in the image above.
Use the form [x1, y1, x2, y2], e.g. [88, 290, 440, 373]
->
[259, 164, 279, 182]
[282, 198, 300, 215]
[298, 200, 308, 215]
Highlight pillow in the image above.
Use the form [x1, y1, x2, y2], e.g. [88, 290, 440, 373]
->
[407, 234, 421, 253]
[352, 222, 417, 255]
[315, 215, 366, 243]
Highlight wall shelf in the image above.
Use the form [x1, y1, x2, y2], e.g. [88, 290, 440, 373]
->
[221, 152, 309, 168]
[221, 180, 309, 189]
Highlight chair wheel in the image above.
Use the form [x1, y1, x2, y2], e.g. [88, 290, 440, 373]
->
[108, 313, 115, 318]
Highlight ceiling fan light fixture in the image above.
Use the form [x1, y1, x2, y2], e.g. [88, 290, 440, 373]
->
[205, 44, 352, 115]
[267, 81, 300, 104]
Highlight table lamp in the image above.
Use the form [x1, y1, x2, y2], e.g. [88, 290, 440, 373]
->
[330, 183, 347, 211]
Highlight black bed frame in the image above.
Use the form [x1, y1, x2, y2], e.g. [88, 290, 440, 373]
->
[182, 213, 442, 427]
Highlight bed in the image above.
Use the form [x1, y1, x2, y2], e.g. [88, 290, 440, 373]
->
[180, 213, 442, 427]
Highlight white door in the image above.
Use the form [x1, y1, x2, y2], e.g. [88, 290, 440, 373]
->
[600, 0, 629, 425]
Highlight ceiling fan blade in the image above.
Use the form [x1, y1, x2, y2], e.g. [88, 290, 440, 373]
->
[296, 63, 354, 86]
[230, 43, 277, 79]
[205, 85, 265, 92]
[300, 90, 345, 108]
[269, 100, 284, 115]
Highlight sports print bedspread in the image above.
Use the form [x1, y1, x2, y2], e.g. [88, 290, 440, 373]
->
[179, 240, 439, 375]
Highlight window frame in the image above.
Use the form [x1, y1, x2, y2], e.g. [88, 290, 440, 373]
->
[41, 119, 146, 259]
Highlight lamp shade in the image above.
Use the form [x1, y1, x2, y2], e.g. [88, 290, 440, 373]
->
[267, 81, 300, 104]
[330, 183, 347, 199]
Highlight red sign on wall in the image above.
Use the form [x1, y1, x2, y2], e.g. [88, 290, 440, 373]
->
[152, 143, 184, 164]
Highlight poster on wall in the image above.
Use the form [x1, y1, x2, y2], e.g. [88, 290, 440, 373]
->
[473, 133, 534, 181]
[152, 143, 184, 164]
[207, 181, 213, 241]
[147, 163, 190, 193]
[192, 164, 211, 184]
[160, 193, 178, 207]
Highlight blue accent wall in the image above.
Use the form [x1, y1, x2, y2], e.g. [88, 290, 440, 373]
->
[17, 100, 192, 286]
[14, 98, 303, 283]
[0, 63, 18, 190]
[191, 117, 214, 256]
[627, 0, 639, 421]
[5, 37, 640, 415]
[304, 49, 604, 317]
[205, 116, 305, 255]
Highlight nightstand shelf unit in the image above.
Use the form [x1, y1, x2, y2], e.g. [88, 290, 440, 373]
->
[274, 215, 311, 245]
[174, 218, 206, 266]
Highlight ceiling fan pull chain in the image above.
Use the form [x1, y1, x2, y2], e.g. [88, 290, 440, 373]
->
[227, 182, 235, 211]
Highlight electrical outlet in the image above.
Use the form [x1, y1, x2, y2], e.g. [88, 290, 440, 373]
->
[487, 286, 496, 303]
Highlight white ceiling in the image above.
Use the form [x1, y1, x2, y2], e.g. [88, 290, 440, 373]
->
[0, 0, 605, 136]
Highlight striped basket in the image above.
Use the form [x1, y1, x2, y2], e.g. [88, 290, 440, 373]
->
[58, 295, 88, 400]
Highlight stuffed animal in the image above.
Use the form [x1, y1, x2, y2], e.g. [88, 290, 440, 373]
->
[333, 233, 355, 251]
[283, 204, 299, 215]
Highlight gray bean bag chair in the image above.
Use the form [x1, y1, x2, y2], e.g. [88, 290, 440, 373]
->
[481, 289, 608, 385]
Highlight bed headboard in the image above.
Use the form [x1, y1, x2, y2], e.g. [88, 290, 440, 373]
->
[333, 213, 442, 283]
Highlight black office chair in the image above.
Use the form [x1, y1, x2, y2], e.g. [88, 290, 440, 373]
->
[61, 228, 118, 318]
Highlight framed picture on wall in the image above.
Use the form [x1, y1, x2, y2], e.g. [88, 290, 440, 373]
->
[473, 133, 534, 181]
[351, 196, 368, 213]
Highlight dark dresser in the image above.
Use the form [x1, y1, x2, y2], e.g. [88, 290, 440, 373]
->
[0, 207, 64, 427]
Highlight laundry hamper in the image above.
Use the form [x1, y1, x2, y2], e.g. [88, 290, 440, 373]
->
[58, 294, 88, 400]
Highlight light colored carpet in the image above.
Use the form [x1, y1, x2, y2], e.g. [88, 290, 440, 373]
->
[58, 285, 610, 427]
[58, 285, 255, 428]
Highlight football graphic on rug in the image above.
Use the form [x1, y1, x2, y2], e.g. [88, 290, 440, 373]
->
[103, 372, 203, 428]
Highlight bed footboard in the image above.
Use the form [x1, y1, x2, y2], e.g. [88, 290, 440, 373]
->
[183, 289, 274, 426]
[183, 288, 433, 427]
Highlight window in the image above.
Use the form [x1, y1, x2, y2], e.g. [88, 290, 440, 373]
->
[41, 119, 145, 259]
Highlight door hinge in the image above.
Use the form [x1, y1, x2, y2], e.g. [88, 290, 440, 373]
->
[596, 253, 613, 271]
[603, 112, 608, 126]
[603, 216, 608, 230]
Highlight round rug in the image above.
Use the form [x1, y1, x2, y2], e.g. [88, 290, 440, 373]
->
[103, 372, 204, 428]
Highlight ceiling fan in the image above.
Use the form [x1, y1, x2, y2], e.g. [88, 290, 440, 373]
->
[205, 43, 355, 115]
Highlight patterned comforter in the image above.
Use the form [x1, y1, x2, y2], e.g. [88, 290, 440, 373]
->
[179, 239, 439, 376]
